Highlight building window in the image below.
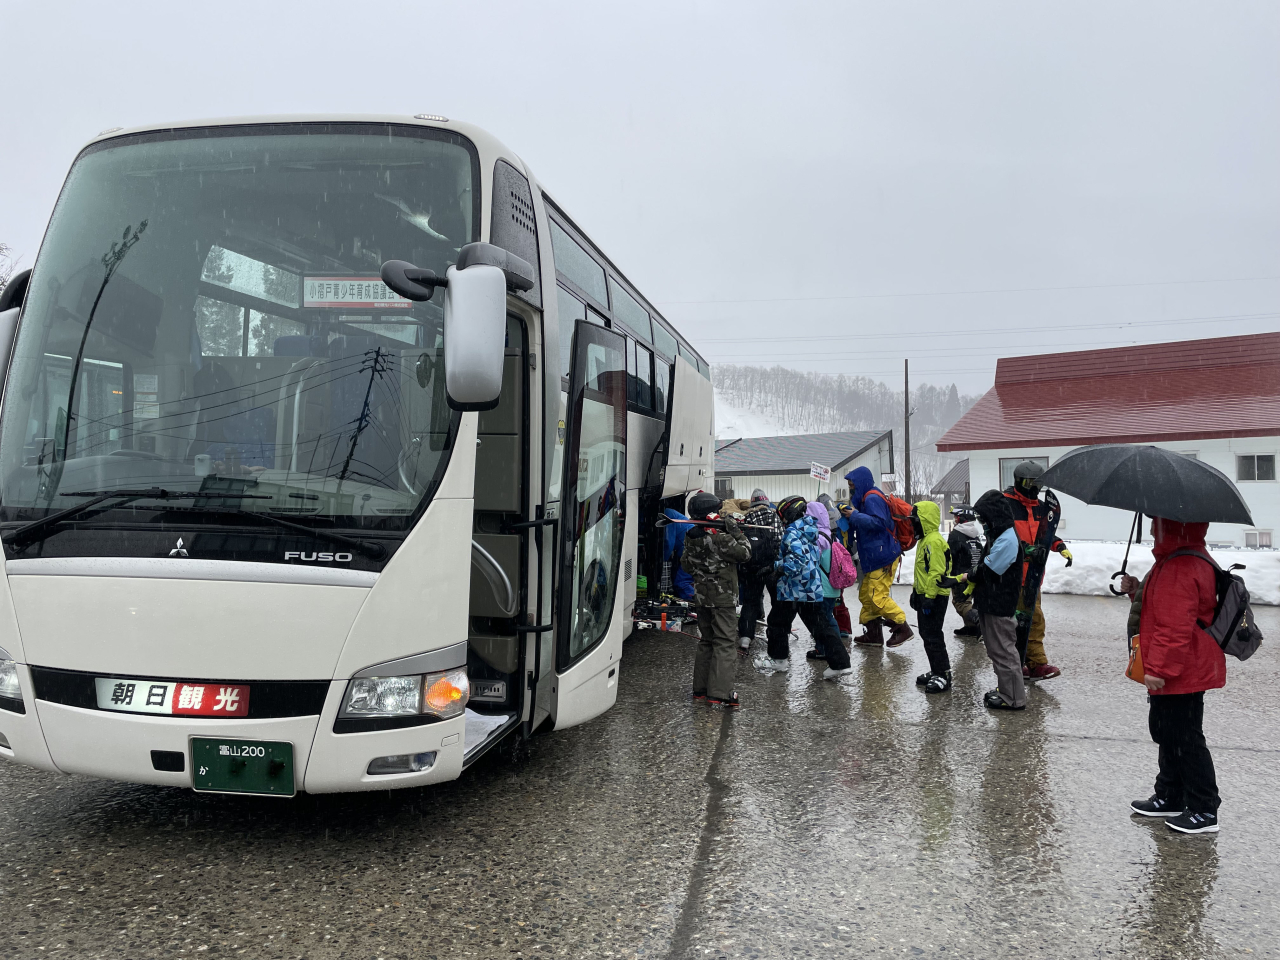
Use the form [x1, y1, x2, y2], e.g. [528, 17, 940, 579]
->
[713, 477, 734, 499]
[1237, 455, 1276, 482]
[999, 456, 1049, 491]
[1245, 530, 1272, 549]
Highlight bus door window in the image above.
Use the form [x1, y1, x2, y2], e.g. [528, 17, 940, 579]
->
[558, 322, 627, 668]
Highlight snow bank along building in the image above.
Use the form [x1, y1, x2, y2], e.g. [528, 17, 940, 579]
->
[935, 332, 1280, 549]
[712, 430, 894, 504]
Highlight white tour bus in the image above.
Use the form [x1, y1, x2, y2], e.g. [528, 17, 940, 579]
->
[0, 116, 714, 795]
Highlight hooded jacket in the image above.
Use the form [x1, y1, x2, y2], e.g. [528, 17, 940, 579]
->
[1138, 518, 1225, 696]
[843, 466, 902, 573]
[947, 520, 984, 575]
[774, 516, 824, 602]
[972, 490, 1021, 617]
[806, 501, 839, 599]
[662, 507, 696, 601]
[912, 501, 957, 599]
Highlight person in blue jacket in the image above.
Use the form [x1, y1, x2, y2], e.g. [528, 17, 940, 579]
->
[842, 466, 913, 648]
[663, 506, 696, 602]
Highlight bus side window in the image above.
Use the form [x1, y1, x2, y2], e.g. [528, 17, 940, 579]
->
[634, 342, 653, 411]
[653, 357, 669, 416]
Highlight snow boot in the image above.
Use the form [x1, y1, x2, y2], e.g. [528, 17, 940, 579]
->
[925, 671, 952, 694]
[886, 621, 915, 647]
[822, 665, 852, 680]
[855, 619, 885, 646]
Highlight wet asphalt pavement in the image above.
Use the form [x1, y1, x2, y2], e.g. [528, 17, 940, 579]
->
[2, 587, 1279, 960]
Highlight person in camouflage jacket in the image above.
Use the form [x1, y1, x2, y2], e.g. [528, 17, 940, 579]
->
[681, 492, 752, 707]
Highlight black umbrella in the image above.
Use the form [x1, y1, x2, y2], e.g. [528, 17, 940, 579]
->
[1038, 443, 1253, 595]
[1037, 444, 1254, 525]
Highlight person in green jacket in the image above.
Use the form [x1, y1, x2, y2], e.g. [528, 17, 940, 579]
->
[911, 501, 961, 693]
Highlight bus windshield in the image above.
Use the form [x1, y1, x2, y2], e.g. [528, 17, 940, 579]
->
[0, 123, 478, 563]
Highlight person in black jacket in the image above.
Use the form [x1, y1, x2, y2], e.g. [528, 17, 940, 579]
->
[737, 489, 783, 651]
[960, 490, 1026, 710]
[947, 505, 984, 640]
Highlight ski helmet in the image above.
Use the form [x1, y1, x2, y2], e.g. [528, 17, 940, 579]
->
[777, 495, 808, 525]
[1013, 460, 1045, 498]
[951, 505, 976, 523]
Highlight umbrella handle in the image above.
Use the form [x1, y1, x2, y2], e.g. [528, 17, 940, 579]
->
[1110, 512, 1141, 596]
[1109, 571, 1130, 597]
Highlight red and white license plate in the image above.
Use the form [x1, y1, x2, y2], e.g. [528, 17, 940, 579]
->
[94, 678, 250, 717]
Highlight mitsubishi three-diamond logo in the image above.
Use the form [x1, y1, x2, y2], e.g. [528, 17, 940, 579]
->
[169, 537, 189, 558]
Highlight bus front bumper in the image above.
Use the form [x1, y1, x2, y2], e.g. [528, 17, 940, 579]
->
[0, 673, 466, 794]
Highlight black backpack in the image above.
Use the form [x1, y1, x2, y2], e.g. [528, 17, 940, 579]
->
[742, 507, 781, 576]
[1170, 549, 1264, 661]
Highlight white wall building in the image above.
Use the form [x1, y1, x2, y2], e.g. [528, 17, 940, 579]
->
[937, 332, 1280, 549]
[713, 430, 894, 504]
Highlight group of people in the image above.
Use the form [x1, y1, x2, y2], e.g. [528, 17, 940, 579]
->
[678, 461, 1072, 711]
[675, 458, 1230, 835]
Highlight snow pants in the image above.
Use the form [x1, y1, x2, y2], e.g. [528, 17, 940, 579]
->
[1149, 691, 1220, 815]
[950, 586, 980, 627]
[693, 606, 739, 700]
[980, 612, 1026, 708]
[1025, 592, 1048, 666]
[766, 599, 850, 670]
[858, 559, 905, 625]
[917, 594, 951, 676]
[833, 593, 853, 635]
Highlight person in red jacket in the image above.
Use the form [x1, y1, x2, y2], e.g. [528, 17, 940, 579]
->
[1125, 517, 1225, 834]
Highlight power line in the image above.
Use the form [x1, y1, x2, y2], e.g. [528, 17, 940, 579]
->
[657, 274, 1280, 307]
[697, 310, 1280, 347]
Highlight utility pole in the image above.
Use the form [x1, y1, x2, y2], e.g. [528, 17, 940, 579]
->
[903, 358, 912, 501]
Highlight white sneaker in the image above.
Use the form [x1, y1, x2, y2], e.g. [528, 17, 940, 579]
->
[823, 666, 852, 680]
[738, 636, 752, 650]
[754, 655, 789, 672]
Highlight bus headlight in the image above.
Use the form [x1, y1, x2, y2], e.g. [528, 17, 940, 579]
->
[0, 660, 21, 701]
[340, 669, 468, 720]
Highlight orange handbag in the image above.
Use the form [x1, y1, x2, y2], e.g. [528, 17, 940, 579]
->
[1126, 634, 1145, 684]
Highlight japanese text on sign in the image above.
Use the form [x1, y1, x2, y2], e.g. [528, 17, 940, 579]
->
[303, 277, 412, 309]
[810, 462, 832, 483]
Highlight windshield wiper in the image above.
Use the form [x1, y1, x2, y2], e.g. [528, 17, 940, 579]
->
[180, 505, 388, 561]
[3, 487, 272, 552]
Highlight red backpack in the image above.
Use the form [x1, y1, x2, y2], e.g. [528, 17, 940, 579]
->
[865, 489, 917, 552]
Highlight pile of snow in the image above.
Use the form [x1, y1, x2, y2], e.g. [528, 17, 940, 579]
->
[1041, 542, 1280, 607]
[714, 391, 788, 439]
[893, 542, 1280, 606]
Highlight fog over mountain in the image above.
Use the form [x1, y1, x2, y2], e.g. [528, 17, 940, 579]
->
[714, 364, 978, 496]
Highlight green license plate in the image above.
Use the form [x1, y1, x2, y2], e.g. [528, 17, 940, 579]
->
[191, 738, 295, 797]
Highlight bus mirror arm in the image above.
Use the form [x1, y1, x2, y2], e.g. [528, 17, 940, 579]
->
[380, 260, 446, 301]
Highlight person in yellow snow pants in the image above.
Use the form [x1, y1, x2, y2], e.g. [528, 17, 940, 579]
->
[855, 558, 907, 645]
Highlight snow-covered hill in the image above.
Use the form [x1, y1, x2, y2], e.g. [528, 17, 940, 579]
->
[714, 392, 788, 439]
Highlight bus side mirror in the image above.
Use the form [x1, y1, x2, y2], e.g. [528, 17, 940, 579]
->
[442, 262, 506, 412]
[382, 245, 533, 412]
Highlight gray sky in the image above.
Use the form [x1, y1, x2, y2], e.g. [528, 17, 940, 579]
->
[4, 0, 1277, 394]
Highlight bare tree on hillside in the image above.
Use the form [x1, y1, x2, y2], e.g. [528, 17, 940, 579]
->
[0, 243, 15, 295]
[714, 364, 978, 499]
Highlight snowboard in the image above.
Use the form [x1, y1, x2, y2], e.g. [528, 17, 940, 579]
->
[1014, 489, 1061, 661]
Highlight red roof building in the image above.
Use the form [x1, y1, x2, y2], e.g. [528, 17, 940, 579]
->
[937, 331, 1280, 452]
[935, 332, 1280, 547]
